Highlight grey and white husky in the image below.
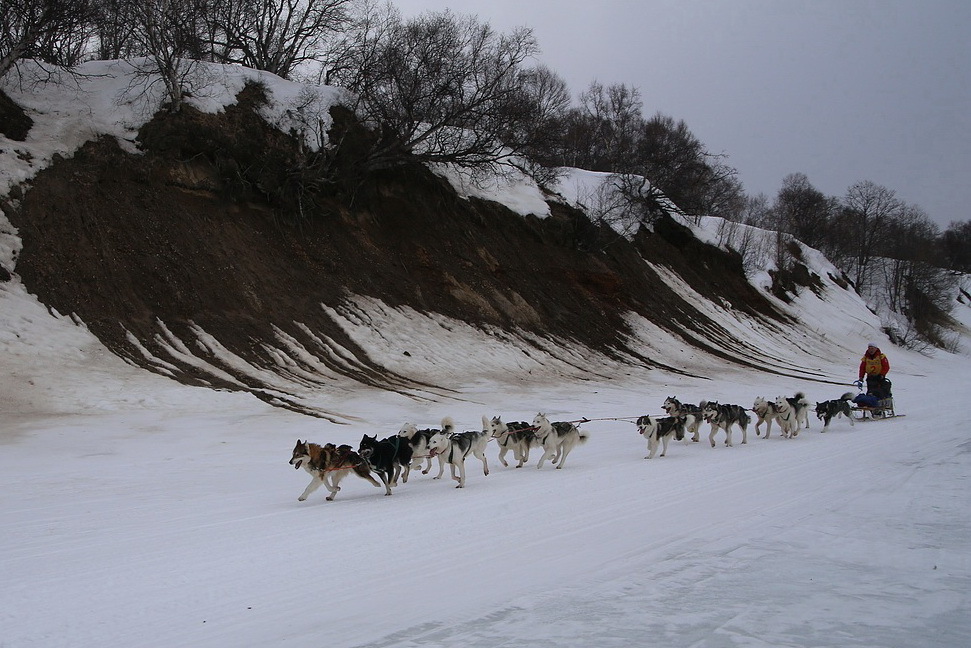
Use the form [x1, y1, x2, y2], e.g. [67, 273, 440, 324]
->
[398, 417, 455, 478]
[661, 396, 706, 442]
[815, 392, 856, 431]
[484, 415, 538, 468]
[532, 413, 589, 469]
[426, 426, 490, 488]
[701, 401, 750, 447]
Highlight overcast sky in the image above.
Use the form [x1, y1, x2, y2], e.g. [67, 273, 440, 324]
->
[392, 0, 970, 229]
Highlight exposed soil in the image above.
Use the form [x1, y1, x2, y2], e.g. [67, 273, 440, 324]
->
[0, 89, 32, 141]
[6, 87, 791, 413]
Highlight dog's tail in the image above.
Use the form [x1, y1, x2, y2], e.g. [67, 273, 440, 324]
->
[577, 429, 591, 444]
[840, 392, 855, 401]
[441, 416, 455, 433]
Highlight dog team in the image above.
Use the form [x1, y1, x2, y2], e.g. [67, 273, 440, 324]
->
[290, 390, 858, 501]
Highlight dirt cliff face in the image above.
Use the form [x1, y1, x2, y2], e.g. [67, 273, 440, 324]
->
[6, 88, 786, 413]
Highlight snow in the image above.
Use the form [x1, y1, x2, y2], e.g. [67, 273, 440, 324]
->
[3, 61, 971, 647]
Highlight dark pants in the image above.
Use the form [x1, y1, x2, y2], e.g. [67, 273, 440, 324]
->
[866, 375, 892, 399]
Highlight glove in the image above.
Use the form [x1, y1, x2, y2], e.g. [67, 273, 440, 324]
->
[853, 379, 864, 389]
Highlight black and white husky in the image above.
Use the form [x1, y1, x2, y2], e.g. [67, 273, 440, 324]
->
[636, 415, 685, 459]
[815, 392, 856, 431]
[701, 401, 750, 447]
[532, 413, 590, 469]
[398, 417, 454, 478]
[661, 396, 705, 442]
[752, 396, 783, 438]
[785, 392, 811, 430]
[484, 415, 538, 468]
[426, 426, 490, 488]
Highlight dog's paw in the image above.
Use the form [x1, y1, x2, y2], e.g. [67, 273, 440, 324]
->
[298, 496, 307, 501]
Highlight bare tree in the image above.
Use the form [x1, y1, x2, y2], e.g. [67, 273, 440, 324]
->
[0, 0, 98, 78]
[125, 0, 211, 113]
[329, 8, 539, 173]
[206, 0, 353, 80]
[772, 173, 833, 249]
[575, 81, 643, 172]
[507, 64, 571, 177]
[92, 0, 141, 60]
[842, 180, 903, 291]
[940, 220, 971, 272]
[634, 113, 743, 222]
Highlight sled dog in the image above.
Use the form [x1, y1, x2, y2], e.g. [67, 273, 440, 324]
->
[773, 396, 801, 439]
[398, 417, 454, 478]
[752, 396, 783, 438]
[785, 392, 811, 430]
[661, 396, 705, 442]
[532, 413, 590, 469]
[701, 401, 750, 447]
[637, 415, 685, 459]
[358, 434, 414, 488]
[815, 392, 856, 431]
[289, 440, 389, 501]
[484, 415, 539, 468]
[426, 427, 490, 488]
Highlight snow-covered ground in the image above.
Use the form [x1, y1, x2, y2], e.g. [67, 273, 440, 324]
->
[3, 265, 971, 647]
[3, 59, 970, 647]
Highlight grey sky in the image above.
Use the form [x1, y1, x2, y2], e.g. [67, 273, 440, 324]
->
[392, 0, 971, 228]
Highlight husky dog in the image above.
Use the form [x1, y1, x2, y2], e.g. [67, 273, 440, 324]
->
[662, 396, 705, 442]
[637, 415, 685, 459]
[426, 427, 490, 488]
[532, 413, 590, 469]
[752, 396, 783, 438]
[289, 440, 389, 501]
[773, 396, 801, 439]
[484, 415, 539, 468]
[815, 393, 856, 431]
[701, 401, 750, 447]
[358, 434, 414, 487]
[398, 417, 454, 478]
[785, 392, 811, 430]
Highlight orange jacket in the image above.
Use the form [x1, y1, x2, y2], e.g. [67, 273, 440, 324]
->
[859, 348, 890, 379]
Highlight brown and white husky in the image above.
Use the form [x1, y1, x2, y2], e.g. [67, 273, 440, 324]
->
[289, 440, 389, 501]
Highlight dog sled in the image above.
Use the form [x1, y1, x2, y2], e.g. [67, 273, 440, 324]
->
[850, 379, 901, 421]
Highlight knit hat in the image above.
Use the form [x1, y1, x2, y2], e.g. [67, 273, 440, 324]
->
[867, 342, 878, 348]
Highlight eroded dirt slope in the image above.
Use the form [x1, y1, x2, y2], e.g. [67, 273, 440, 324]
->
[5, 89, 790, 413]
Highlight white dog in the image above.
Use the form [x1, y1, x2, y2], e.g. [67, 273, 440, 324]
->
[773, 396, 801, 439]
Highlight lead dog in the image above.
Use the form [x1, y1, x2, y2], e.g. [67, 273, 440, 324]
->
[662, 396, 705, 442]
[532, 413, 589, 469]
[426, 427, 490, 488]
[636, 415, 685, 459]
[484, 415, 539, 468]
[701, 401, 750, 447]
[289, 440, 389, 501]
[815, 392, 856, 431]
